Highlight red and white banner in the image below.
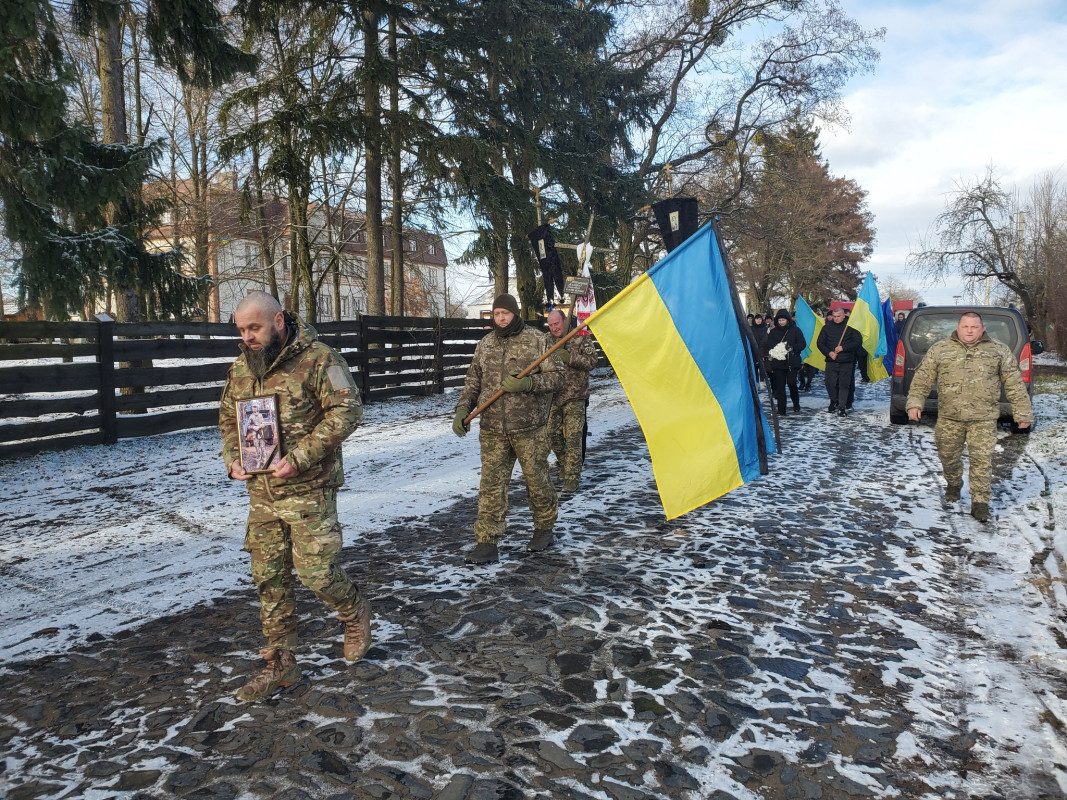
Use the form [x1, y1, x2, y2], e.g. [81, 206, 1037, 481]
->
[574, 243, 597, 335]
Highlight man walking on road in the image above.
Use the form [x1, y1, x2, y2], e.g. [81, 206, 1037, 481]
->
[817, 307, 862, 416]
[452, 294, 563, 564]
[906, 311, 1033, 522]
[545, 309, 598, 496]
[220, 291, 372, 702]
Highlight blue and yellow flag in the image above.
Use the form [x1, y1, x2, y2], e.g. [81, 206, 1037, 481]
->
[847, 271, 890, 382]
[793, 295, 826, 371]
[586, 223, 773, 519]
[881, 296, 899, 375]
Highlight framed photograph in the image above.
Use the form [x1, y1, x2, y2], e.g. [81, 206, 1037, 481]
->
[236, 395, 282, 474]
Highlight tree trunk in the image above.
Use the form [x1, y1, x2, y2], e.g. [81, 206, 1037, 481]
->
[250, 105, 279, 301]
[616, 220, 637, 287]
[388, 15, 404, 317]
[289, 187, 315, 321]
[363, 9, 385, 316]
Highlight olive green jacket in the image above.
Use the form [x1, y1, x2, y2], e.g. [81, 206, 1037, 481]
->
[906, 331, 1033, 423]
[457, 325, 563, 434]
[220, 312, 362, 496]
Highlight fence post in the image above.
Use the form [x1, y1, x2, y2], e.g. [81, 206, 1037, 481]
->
[95, 313, 117, 445]
[358, 314, 370, 404]
[434, 317, 445, 394]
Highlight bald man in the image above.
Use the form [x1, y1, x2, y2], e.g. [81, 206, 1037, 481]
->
[219, 291, 371, 701]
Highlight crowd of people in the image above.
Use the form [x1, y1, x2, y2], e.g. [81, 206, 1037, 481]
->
[747, 306, 870, 418]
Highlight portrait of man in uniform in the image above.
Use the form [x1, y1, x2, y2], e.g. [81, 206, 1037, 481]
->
[237, 396, 281, 473]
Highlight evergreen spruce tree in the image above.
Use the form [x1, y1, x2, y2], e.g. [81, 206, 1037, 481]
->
[416, 0, 652, 316]
[0, 0, 254, 320]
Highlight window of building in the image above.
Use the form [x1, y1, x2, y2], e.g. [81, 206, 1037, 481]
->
[428, 242, 437, 255]
[408, 238, 417, 252]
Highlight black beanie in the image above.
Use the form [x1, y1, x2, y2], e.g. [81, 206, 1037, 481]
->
[491, 293, 524, 337]
[775, 309, 792, 323]
[493, 294, 520, 316]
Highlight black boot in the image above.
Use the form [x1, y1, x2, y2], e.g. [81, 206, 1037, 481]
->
[527, 529, 555, 552]
[465, 541, 499, 564]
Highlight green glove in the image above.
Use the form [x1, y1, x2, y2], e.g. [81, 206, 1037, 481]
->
[558, 348, 571, 364]
[452, 406, 469, 437]
[501, 373, 533, 393]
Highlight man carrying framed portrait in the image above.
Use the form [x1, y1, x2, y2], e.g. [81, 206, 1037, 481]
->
[219, 291, 371, 703]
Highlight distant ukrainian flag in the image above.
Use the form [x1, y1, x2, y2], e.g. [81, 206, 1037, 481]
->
[847, 271, 890, 382]
[586, 223, 773, 519]
[793, 295, 826, 371]
[881, 296, 899, 375]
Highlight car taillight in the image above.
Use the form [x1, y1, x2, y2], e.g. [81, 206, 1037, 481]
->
[1019, 342, 1032, 383]
[893, 340, 906, 377]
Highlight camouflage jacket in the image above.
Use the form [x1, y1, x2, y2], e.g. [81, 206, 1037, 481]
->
[220, 312, 363, 497]
[456, 325, 563, 434]
[545, 331, 598, 405]
[906, 331, 1033, 423]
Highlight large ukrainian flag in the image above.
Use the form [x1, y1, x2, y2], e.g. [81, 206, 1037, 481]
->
[794, 295, 826, 371]
[587, 223, 773, 519]
[847, 271, 890, 382]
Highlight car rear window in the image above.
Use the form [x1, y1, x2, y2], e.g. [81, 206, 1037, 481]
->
[907, 314, 1020, 356]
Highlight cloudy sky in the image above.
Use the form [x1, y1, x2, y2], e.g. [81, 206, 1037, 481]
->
[820, 0, 1067, 305]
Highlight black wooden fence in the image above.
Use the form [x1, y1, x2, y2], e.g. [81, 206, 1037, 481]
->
[0, 315, 492, 458]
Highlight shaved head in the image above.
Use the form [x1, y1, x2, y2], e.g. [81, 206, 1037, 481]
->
[546, 308, 568, 338]
[236, 291, 283, 317]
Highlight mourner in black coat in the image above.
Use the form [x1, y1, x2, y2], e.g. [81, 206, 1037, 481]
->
[761, 309, 807, 415]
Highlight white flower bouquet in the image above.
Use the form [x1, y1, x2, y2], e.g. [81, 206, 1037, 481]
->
[768, 342, 789, 361]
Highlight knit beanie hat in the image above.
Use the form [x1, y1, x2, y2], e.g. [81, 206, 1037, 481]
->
[491, 294, 524, 337]
[493, 294, 520, 316]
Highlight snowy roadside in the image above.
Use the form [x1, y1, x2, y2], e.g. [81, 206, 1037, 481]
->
[2, 369, 1066, 797]
[0, 374, 636, 663]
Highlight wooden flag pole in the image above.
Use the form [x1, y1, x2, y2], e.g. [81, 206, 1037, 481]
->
[463, 319, 591, 426]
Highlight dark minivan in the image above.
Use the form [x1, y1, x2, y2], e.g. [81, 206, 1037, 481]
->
[889, 305, 1042, 430]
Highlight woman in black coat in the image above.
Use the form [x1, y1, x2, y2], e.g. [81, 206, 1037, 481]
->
[761, 309, 807, 415]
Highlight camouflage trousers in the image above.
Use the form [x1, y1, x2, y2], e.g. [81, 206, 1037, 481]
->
[244, 484, 362, 650]
[549, 400, 587, 484]
[934, 418, 997, 503]
[475, 426, 558, 543]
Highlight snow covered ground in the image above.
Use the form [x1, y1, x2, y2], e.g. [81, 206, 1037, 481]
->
[2, 363, 1066, 797]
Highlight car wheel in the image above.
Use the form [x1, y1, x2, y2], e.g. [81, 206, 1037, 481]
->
[889, 410, 908, 425]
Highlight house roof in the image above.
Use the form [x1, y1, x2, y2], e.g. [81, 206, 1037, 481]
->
[146, 179, 447, 266]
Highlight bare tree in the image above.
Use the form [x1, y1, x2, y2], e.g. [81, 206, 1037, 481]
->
[908, 166, 1053, 334]
[877, 276, 923, 305]
[608, 0, 884, 283]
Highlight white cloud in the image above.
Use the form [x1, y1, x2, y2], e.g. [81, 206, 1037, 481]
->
[821, 0, 1067, 303]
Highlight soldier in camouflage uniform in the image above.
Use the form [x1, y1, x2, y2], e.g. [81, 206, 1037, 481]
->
[906, 311, 1033, 522]
[220, 291, 371, 702]
[452, 294, 563, 564]
[545, 309, 598, 495]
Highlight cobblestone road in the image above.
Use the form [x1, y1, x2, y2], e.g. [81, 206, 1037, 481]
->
[2, 381, 1064, 800]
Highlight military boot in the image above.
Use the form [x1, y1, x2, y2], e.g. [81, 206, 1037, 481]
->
[560, 478, 579, 496]
[945, 483, 962, 503]
[465, 541, 498, 564]
[338, 599, 372, 662]
[527, 529, 555, 552]
[970, 502, 990, 522]
[236, 647, 300, 702]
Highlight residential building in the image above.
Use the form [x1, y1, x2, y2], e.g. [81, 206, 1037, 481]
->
[148, 176, 448, 322]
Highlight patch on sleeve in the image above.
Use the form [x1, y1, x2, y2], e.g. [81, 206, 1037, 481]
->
[326, 364, 355, 392]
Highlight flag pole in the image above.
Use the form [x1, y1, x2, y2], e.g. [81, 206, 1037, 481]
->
[463, 318, 591, 426]
[710, 216, 779, 464]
